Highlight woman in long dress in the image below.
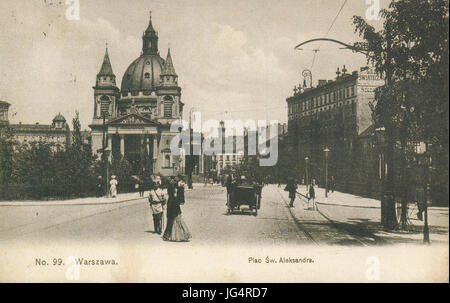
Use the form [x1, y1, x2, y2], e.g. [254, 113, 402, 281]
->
[163, 177, 191, 242]
[110, 175, 118, 198]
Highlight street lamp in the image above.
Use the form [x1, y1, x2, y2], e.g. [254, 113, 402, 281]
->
[416, 141, 431, 244]
[104, 146, 111, 197]
[304, 156, 310, 189]
[375, 127, 386, 227]
[324, 148, 330, 198]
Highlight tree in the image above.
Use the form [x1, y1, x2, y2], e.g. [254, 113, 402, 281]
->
[0, 125, 16, 191]
[353, 0, 449, 229]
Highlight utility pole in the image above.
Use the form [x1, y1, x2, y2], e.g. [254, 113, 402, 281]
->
[424, 143, 432, 244]
[187, 108, 194, 189]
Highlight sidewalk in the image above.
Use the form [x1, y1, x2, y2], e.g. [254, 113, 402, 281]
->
[297, 185, 448, 211]
[277, 185, 449, 245]
[0, 192, 144, 206]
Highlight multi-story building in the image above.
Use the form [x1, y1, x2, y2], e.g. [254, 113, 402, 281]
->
[286, 66, 384, 195]
[0, 100, 70, 147]
[88, 14, 184, 176]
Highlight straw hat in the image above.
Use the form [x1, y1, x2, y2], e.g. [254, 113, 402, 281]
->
[111, 175, 116, 179]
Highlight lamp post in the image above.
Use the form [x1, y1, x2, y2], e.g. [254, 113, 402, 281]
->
[375, 127, 386, 227]
[418, 142, 431, 244]
[324, 148, 330, 198]
[304, 156, 310, 190]
[104, 146, 111, 197]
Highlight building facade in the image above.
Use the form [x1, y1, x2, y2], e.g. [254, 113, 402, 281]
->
[0, 100, 70, 147]
[89, 14, 184, 176]
[287, 66, 384, 196]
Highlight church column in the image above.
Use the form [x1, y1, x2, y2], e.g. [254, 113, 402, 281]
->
[153, 135, 158, 172]
[107, 135, 112, 149]
[120, 135, 125, 157]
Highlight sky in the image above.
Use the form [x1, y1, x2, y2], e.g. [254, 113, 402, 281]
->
[0, 0, 389, 130]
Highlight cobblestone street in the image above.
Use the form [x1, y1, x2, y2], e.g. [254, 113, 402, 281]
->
[1, 185, 447, 246]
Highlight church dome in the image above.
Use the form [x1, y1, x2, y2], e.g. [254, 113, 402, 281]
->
[120, 54, 165, 95]
[53, 113, 66, 122]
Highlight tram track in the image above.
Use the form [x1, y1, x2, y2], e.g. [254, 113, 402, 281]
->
[274, 187, 318, 245]
[275, 186, 373, 246]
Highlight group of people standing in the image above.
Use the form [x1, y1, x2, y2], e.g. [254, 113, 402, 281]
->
[148, 176, 191, 242]
[95, 175, 119, 198]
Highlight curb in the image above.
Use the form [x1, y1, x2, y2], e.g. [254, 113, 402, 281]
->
[0, 196, 145, 207]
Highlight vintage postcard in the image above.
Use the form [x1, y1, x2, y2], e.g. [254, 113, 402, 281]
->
[0, 0, 448, 283]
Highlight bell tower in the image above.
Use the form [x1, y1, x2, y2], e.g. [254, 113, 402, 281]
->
[93, 45, 119, 121]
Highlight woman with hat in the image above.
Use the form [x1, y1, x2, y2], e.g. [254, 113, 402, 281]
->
[163, 176, 191, 242]
[110, 175, 118, 198]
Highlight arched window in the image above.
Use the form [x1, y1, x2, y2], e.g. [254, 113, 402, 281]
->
[99, 95, 111, 117]
[163, 96, 173, 118]
[145, 72, 150, 79]
[164, 155, 171, 168]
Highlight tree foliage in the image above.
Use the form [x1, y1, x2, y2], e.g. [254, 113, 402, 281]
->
[353, 0, 449, 206]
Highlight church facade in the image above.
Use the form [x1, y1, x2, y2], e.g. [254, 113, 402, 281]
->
[89, 15, 184, 176]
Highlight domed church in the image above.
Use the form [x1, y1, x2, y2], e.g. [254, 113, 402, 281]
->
[89, 14, 184, 176]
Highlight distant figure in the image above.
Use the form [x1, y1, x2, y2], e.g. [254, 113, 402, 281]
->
[139, 177, 145, 197]
[285, 177, 297, 207]
[148, 181, 166, 234]
[163, 177, 191, 242]
[110, 175, 118, 198]
[225, 174, 233, 205]
[309, 183, 316, 210]
[330, 176, 336, 193]
[177, 176, 186, 205]
[96, 176, 103, 197]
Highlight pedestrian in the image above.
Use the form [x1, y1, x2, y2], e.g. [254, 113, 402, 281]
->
[225, 174, 233, 206]
[309, 182, 316, 210]
[109, 175, 118, 198]
[139, 177, 145, 197]
[177, 175, 185, 205]
[96, 176, 103, 197]
[163, 176, 191, 242]
[330, 176, 336, 193]
[284, 177, 297, 207]
[148, 181, 166, 234]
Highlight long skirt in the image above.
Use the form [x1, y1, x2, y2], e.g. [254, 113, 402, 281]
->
[163, 214, 191, 242]
[110, 185, 117, 198]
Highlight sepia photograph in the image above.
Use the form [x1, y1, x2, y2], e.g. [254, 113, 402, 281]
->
[0, 0, 448, 284]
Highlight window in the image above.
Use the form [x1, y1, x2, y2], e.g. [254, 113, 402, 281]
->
[145, 73, 150, 79]
[351, 86, 355, 96]
[164, 155, 171, 168]
[163, 96, 173, 118]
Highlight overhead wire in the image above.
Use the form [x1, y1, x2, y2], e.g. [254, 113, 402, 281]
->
[309, 0, 348, 69]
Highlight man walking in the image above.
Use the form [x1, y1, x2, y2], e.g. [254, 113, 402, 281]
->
[148, 181, 166, 235]
[309, 182, 316, 210]
[285, 177, 297, 207]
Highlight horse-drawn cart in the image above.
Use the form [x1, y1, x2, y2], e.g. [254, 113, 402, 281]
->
[227, 184, 262, 216]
